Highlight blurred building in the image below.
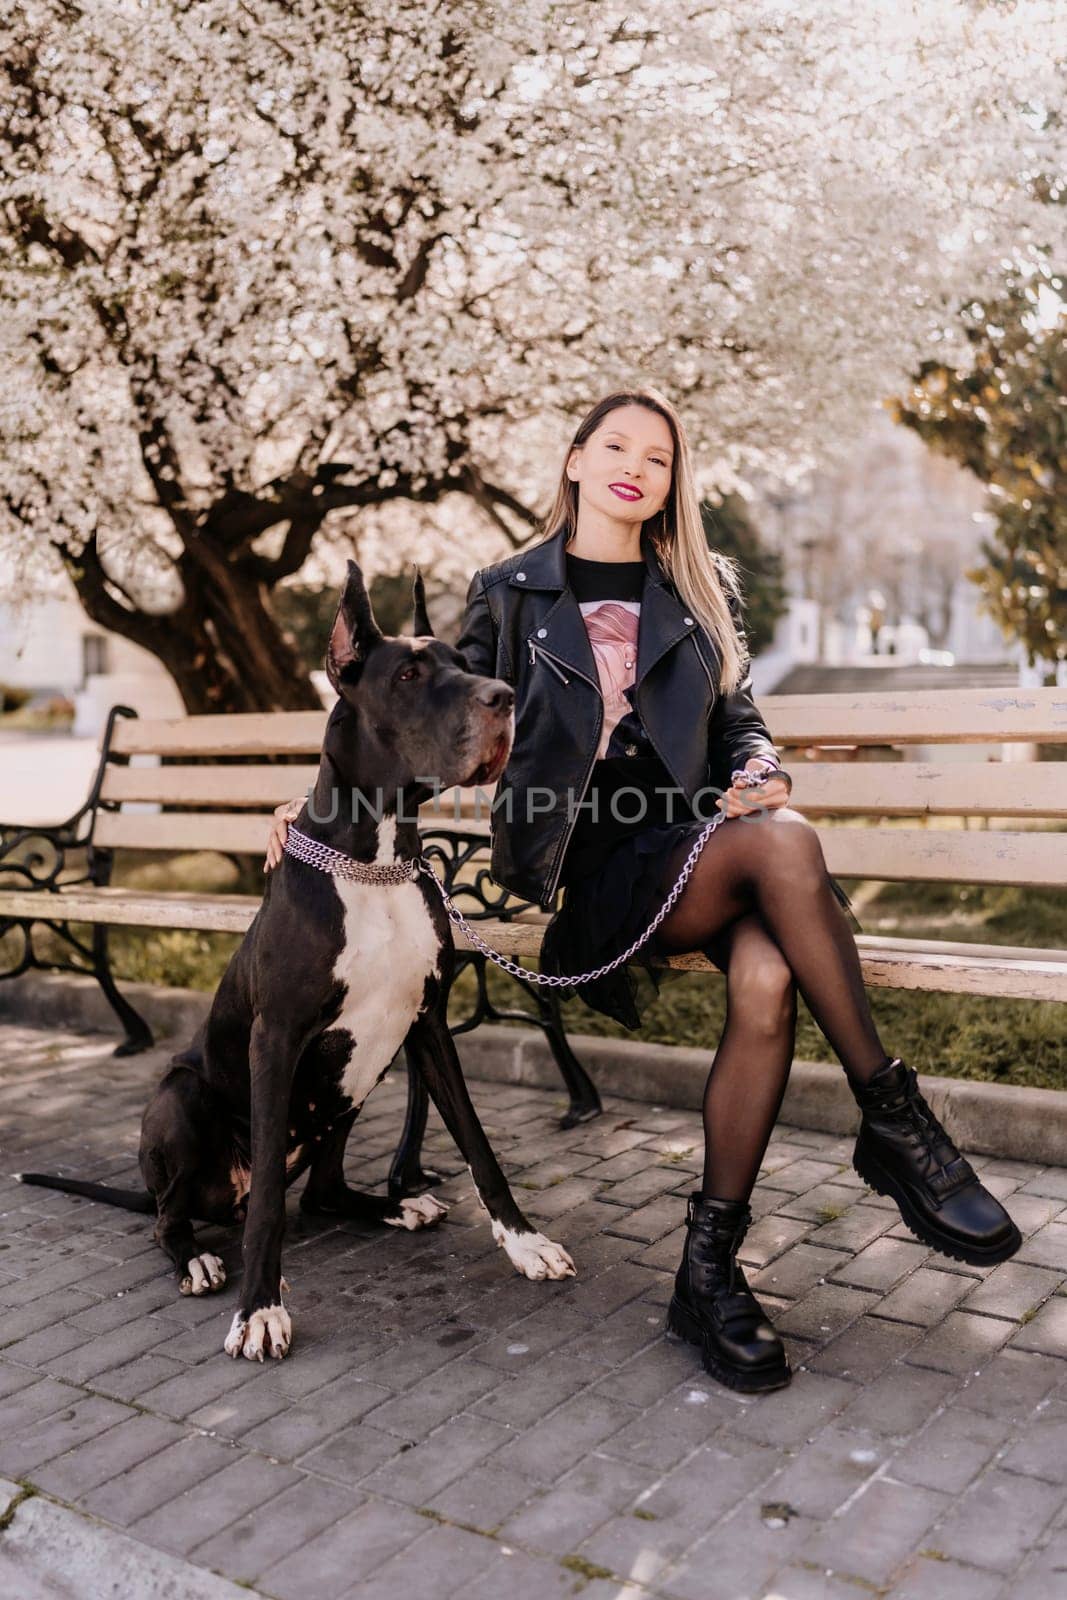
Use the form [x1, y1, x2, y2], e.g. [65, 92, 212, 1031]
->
[747, 410, 1059, 699]
[0, 587, 184, 733]
[0, 576, 183, 822]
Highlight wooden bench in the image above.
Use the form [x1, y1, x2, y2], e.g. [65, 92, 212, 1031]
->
[0, 705, 603, 1134]
[435, 685, 1067, 1009]
[1, 688, 1064, 1129]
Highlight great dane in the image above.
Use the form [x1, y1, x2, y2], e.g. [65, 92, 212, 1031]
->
[19, 561, 575, 1360]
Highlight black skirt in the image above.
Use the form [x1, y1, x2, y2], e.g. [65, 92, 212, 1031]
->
[539, 816, 863, 1033]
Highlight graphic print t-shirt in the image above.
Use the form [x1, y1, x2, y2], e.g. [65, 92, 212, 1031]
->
[569, 553, 654, 761]
[560, 553, 696, 883]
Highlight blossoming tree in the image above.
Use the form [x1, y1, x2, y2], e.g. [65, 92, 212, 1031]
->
[2, 0, 1064, 709]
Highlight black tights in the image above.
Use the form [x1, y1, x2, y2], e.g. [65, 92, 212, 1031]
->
[651, 806, 892, 1203]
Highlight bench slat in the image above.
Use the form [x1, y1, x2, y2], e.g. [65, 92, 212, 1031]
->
[101, 767, 493, 819]
[763, 684, 1067, 744]
[95, 807, 491, 851]
[0, 886, 259, 934]
[819, 825, 1066, 888]
[90, 807, 1065, 889]
[94, 812, 273, 853]
[110, 711, 327, 757]
[780, 761, 1067, 819]
[101, 765, 321, 807]
[105, 686, 1067, 759]
[457, 921, 1067, 1002]
[1, 888, 1064, 1002]
[423, 821, 1067, 889]
[422, 764, 1067, 820]
[94, 761, 1067, 824]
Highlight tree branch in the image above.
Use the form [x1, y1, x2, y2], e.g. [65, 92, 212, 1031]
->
[54, 531, 189, 654]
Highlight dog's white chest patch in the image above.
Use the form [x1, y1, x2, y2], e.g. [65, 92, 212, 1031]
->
[329, 821, 440, 1110]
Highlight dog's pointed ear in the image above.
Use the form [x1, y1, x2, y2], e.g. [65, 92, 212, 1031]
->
[326, 560, 383, 690]
[410, 565, 434, 638]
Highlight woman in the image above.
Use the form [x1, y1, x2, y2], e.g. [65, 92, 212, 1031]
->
[267, 386, 1020, 1395]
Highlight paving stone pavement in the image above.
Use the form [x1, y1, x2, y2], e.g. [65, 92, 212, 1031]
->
[0, 1019, 1065, 1600]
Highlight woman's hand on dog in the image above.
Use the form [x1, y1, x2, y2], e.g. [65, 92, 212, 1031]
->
[264, 797, 303, 873]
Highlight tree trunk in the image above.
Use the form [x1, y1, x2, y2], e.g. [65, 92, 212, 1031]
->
[63, 541, 325, 715]
[177, 549, 325, 713]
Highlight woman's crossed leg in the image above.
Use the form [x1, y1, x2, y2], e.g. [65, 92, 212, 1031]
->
[697, 910, 798, 1203]
[655, 805, 892, 1087]
[652, 805, 1019, 1392]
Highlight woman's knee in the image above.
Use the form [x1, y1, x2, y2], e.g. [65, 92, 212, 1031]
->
[750, 805, 826, 877]
[725, 925, 797, 1028]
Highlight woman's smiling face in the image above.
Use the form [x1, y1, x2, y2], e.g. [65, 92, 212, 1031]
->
[567, 404, 675, 525]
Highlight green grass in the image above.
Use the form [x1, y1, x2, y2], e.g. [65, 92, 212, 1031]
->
[106, 927, 245, 991]
[860, 878, 1066, 949]
[560, 1555, 614, 1582]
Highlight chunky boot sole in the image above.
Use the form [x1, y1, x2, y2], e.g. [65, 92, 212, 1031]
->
[853, 1144, 1022, 1266]
[667, 1295, 791, 1394]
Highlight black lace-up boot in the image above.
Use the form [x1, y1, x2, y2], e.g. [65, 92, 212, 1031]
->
[849, 1057, 1021, 1265]
[667, 1193, 791, 1393]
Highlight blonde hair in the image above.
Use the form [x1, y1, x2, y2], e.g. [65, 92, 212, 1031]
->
[538, 386, 749, 694]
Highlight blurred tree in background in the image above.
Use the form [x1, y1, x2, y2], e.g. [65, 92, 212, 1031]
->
[3, 2, 1064, 709]
[891, 264, 1067, 679]
[701, 496, 787, 657]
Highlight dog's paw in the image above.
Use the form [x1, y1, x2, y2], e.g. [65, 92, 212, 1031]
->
[386, 1195, 449, 1231]
[179, 1253, 226, 1297]
[491, 1222, 577, 1281]
[224, 1304, 292, 1362]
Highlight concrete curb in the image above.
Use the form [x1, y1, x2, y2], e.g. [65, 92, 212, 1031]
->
[1, 972, 1064, 1167]
[454, 1026, 1067, 1169]
[0, 1484, 262, 1598]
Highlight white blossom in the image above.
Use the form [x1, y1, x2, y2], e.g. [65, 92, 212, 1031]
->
[0, 0, 1064, 596]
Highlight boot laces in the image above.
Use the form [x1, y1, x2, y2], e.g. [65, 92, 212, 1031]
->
[689, 1203, 755, 1314]
[877, 1063, 960, 1168]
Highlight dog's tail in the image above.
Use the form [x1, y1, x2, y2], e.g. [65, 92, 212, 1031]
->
[15, 1172, 155, 1214]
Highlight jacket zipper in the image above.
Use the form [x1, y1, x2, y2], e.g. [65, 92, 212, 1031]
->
[527, 635, 605, 697]
[689, 631, 718, 697]
[527, 638, 605, 905]
[528, 639, 572, 685]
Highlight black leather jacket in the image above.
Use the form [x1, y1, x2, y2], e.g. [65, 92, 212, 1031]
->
[453, 523, 781, 910]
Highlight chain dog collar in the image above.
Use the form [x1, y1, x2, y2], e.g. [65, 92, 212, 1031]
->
[283, 825, 421, 885]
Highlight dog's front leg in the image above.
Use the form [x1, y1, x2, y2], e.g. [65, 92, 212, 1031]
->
[224, 1017, 298, 1362]
[403, 1011, 576, 1282]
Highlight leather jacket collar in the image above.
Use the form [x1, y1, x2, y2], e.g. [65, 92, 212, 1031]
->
[505, 523, 709, 694]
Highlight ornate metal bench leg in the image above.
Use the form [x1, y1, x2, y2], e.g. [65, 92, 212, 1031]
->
[92, 925, 154, 1057]
[415, 832, 602, 1134]
[539, 987, 602, 1128]
[387, 1048, 444, 1198]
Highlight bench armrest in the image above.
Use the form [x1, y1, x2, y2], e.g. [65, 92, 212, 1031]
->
[0, 704, 141, 889]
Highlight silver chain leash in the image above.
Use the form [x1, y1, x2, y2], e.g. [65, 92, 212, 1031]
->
[415, 768, 773, 988]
